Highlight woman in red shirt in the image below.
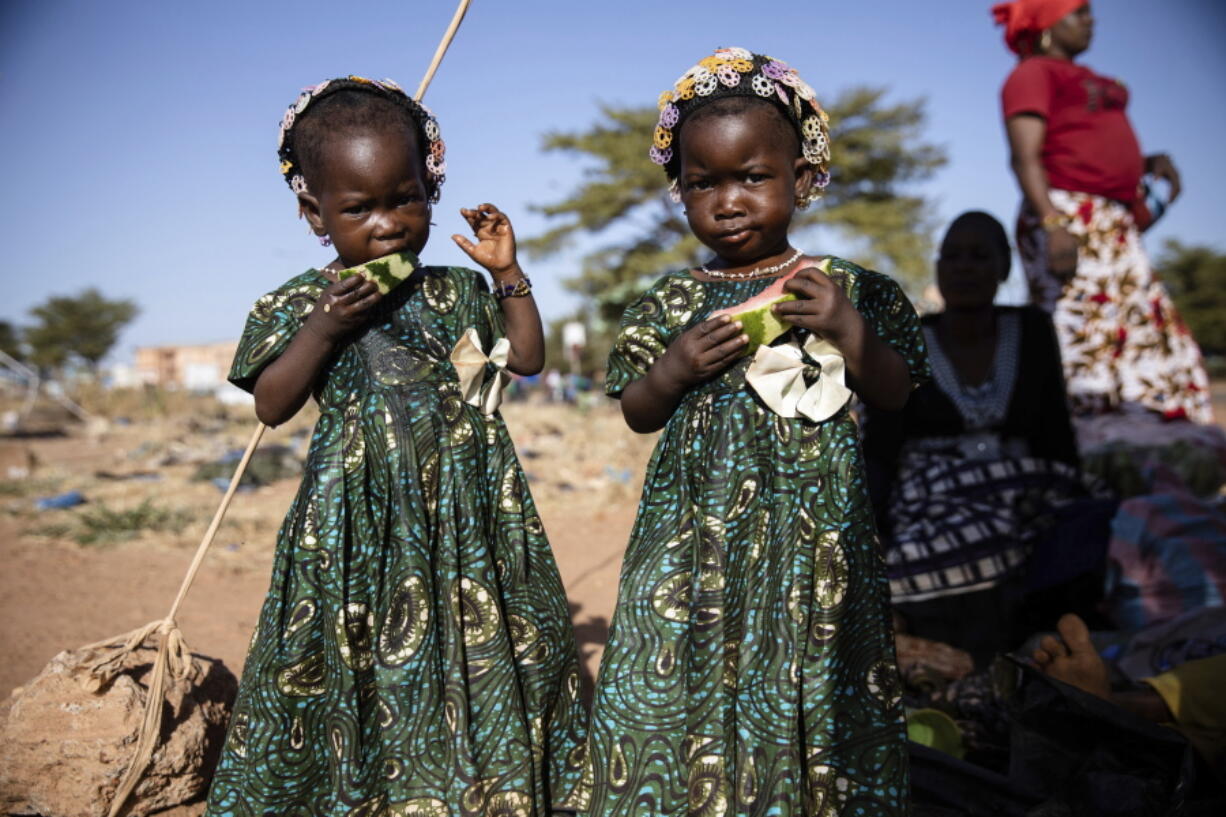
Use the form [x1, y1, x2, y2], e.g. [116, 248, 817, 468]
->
[996, 0, 1211, 424]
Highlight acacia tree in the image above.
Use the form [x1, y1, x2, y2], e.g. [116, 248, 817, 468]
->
[24, 289, 139, 375]
[525, 86, 947, 346]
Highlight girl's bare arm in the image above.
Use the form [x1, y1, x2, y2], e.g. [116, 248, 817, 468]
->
[452, 204, 544, 375]
[253, 275, 380, 425]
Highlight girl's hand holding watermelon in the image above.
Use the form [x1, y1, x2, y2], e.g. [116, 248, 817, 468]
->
[660, 315, 750, 388]
[307, 273, 383, 343]
[773, 266, 859, 346]
[774, 266, 913, 412]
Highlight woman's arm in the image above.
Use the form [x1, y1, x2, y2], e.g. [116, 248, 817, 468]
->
[1006, 114, 1079, 279]
[253, 274, 381, 425]
[861, 400, 907, 537]
[1006, 114, 1058, 218]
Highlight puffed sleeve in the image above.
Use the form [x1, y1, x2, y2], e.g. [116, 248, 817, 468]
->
[1001, 58, 1053, 120]
[227, 273, 325, 393]
[854, 267, 930, 389]
[604, 278, 676, 398]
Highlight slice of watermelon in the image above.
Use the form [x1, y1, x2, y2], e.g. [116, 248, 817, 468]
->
[708, 257, 829, 353]
[336, 250, 420, 295]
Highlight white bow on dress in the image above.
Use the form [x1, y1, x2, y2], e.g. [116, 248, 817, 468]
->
[744, 334, 852, 422]
[449, 328, 511, 416]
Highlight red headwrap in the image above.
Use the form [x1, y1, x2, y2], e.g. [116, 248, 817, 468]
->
[992, 0, 1085, 54]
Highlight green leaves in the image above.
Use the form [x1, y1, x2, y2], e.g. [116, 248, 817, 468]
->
[1155, 239, 1226, 362]
[526, 87, 947, 357]
[23, 289, 139, 373]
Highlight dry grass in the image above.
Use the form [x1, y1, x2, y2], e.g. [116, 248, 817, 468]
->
[28, 499, 194, 546]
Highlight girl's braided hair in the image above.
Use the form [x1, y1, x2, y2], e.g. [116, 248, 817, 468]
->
[277, 76, 446, 203]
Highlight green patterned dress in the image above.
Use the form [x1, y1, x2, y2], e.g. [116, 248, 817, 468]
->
[569, 258, 927, 817]
[205, 265, 587, 817]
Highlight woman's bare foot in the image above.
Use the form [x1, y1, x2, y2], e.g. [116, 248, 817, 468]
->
[1032, 613, 1111, 700]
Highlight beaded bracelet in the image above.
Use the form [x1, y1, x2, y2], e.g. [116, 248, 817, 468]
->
[492, 276, 532, 300]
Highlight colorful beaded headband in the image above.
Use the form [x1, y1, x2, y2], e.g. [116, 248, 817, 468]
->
[276, 75, 446, 203]
[651, 47, 832, 206]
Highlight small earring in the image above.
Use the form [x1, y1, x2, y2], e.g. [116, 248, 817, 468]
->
[319, 235, 332, 247]
[1039, 30, 1052, 52]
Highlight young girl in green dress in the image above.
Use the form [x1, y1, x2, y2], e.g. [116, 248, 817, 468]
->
[570, 50, 927, 816]
[205, 76, 587, 816]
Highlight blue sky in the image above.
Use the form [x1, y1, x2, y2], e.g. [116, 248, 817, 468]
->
[2, 0, 1224, 361]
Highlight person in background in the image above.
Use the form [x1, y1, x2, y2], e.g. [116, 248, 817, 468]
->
[995, 0, 1212, 424]
[863, 211, 1111, 664]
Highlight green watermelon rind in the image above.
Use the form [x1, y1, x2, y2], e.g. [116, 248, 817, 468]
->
[708, 257, 830, 355]
[729, 293, 798, 353]
[336, 251, 419, 295]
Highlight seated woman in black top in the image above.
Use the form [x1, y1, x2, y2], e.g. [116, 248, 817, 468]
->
[863, 211, 1109, 662]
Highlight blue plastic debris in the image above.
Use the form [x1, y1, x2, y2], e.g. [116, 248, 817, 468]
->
[35, 491, 86, 510]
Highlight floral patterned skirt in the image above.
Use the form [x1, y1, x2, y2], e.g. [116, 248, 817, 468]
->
[1017, 189, 1212, 423]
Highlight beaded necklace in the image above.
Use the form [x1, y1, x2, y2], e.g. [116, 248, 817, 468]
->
[698, 248, 803, 281]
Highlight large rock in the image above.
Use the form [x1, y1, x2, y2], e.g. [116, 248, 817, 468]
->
[0, 644, 237, 817]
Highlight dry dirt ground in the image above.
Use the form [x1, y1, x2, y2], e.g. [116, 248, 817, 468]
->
[0, 397, 655, 815]
[4, 385, 1225, 815]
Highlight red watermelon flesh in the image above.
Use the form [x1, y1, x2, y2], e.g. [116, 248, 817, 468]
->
[708, 257, 828, 353]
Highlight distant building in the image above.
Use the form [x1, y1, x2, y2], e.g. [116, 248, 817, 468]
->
[133, 341, 238, 390]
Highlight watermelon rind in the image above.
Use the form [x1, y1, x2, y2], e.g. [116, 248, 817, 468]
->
[728, 293, 798, 353]
[336, 250, 420, 295]
[709, 257, 831, 355]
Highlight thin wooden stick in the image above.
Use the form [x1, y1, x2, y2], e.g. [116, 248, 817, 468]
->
[167, 422, 266, 621]
[101, 423, 264, 817]
[413, 0, 472, 101]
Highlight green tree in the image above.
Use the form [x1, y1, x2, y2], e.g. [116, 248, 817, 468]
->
[24, 289, 139, 374]
[1154, 239, 1226, 359]
[0, 320, 23, 362]
[525, 87, 947, 343]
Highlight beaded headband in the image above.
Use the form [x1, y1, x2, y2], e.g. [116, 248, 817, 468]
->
[651, 48, 831, 207]
[276, 75, 446, 203]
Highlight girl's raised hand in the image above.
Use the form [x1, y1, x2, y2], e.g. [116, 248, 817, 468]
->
[306, 274, 382, 343]
[774, 266, 863, 348]
[657, 316, 748, 389]
[452, 203, 518, 278]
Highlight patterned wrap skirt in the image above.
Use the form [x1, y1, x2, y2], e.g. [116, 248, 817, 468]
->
[1017, 189, 1212, 423]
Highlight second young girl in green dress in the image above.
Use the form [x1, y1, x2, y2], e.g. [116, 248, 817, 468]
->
[571, 49, 928, 816]
[205, 77, 586, 816]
